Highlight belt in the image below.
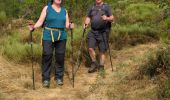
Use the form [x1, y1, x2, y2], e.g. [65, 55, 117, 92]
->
[44, 27, 64, 42]
[91, 27, 105, 32]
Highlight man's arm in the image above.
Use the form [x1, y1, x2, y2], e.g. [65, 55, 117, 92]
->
[102, 4, 114, 22]
[84, 5, 93, 28]
[102, 15, 114, 22]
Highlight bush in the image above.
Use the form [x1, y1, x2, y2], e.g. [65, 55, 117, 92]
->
[110, 24, 159, 49]
[0, 11, 7, 24]
[124, 3, 163, 23]
[164, 17, 170, 29]
[139, 46, 170, 77]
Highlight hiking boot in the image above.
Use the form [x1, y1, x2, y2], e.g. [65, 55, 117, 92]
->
[56, 79, 63, 86]
[88, 61, 98, 73]
[43, 80, 50, 88]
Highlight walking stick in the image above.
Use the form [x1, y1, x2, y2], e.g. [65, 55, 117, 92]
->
[70, 25, 75, 88]
[74, 26, 87, 77]
[69, 0, 75, 88]
[101, 30, 114, 72]
[100, 13, 115, 72]
[30, 31, 35, 90]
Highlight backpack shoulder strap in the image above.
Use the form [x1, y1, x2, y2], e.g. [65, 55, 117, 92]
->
[88, 3, 96, 17]
[89, 3, 96, 12]
[101, 3, 111, 16]
[101, 3, 109, 11]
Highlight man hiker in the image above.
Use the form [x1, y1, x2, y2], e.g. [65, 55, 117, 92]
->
[84, 0, 114, 73]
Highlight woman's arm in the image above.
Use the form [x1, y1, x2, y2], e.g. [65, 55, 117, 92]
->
[65, 11, 70, 29]
[33, 6, 48, 29]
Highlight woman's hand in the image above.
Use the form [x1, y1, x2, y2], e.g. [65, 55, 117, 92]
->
[28, 23, 35, 32]
[69, 22, 74, 29]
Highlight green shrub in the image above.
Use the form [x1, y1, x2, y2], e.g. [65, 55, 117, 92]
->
[139, 46, 170, 77]
[124, 3, 163, 23]
[0, 11, 7, 23]
[110, 24, 159, 49]
[0, 11, 7, 21]
[164, 17, 170, 29]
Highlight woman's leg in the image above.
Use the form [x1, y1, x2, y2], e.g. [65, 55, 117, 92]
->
[54, 40, 66, 84]
[41, 40, 54, 82]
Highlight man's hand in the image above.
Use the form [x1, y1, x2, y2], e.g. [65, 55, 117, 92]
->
[101, 15, 108, 21]
[83, 24, 88, 29]
[84, 17, 90, 29]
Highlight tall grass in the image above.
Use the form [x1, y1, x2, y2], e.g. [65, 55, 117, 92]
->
[0, 30, 42, 63]
[0, 26, 90, 63]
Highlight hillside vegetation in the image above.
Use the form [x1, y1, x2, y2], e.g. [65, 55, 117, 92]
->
[0, 0, 170, 100]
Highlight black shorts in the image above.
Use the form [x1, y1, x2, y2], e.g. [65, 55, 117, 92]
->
[88, 30, 109, 53]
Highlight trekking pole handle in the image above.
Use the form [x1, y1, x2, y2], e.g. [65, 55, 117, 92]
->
[84, 24, 88, 29]
[69, 22, 74, 30]
[28, 23, 35, 33]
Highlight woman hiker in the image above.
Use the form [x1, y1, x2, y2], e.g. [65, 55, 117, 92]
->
[29, 0, 74, 88]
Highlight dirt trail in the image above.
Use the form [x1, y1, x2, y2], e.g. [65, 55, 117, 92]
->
[0, 43, 159, 100]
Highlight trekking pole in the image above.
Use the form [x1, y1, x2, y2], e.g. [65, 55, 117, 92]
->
[101, 31, 114, 72]
[107, 32, 114, 71]
[69, 0, 75, 88]
[30, 31, 35, 90]
[73, 25, 87, 77]
[100, 13, 114, 72]
[70, 23, 75, 88]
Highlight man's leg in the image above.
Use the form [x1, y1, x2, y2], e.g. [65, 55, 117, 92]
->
[88, 34, 98, 73]
[99, 52, 105, 69]
[89, 48, 96, 62]
[98, 32, 108, 70]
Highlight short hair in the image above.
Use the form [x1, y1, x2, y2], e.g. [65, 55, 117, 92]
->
[51, 0, 53, 4]
[50, 0, 63, 5]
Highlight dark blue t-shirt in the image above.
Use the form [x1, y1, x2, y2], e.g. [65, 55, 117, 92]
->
[87, 3, 112, 30]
